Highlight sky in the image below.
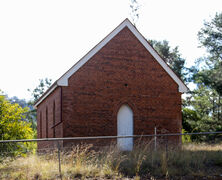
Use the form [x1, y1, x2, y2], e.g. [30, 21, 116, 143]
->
[0, 0, 221, 100]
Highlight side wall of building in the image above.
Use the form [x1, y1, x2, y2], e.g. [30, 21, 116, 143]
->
[61, 27, 182, 146]
[37, 87, 63, 149]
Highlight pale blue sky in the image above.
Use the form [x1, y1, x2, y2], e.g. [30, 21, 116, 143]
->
[0, 0, 221, 100]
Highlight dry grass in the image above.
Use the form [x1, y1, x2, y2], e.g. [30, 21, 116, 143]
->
[0, 142, 222, 180]
[183, 142, 222, 151]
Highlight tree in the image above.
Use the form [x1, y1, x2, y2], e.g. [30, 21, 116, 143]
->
[9, 96, 29, 108]
[198, 13, 222, 62]
[0, 92, 35, 155]
[9, 96, 37, 131]
[187, 12, 222, 133]
[196, 12, 222, 96]
[186, 86, 221, 130]
[182, 13, 222, 140]
[28, 78, 52, 102]
[193, 62, 222, 96]
[182, 108, 200, 133]
[149, 40, 187, 80]
[183, 85, 222, 141]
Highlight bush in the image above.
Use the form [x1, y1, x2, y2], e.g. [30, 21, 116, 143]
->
[0, 94, 35, 157]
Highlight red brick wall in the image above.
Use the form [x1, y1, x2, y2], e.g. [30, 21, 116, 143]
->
[61, 27, 182, 145]
[37, 87, 63, 149]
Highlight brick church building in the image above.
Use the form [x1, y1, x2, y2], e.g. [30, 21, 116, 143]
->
[34, 19, 188, 150]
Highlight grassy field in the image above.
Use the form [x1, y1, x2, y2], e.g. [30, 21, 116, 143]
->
[0, 142, 222, 180]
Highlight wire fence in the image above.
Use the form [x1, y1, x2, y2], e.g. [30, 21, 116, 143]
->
[0, 131, 222, 179]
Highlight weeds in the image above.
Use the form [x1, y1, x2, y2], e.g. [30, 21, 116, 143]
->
[0, 142, 222, 179]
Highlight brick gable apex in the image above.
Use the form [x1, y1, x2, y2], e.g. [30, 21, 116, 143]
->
[34, 18, 188, 107]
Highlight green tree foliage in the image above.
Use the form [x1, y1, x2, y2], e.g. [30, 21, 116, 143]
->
[182, 108, 200, 133]
[28, 78, 52, 102]
[0, 92, 35, 155]
[195, 12, 222, 96]
[183, 85, 222, 141]
[181, 129, 191, 143]
[9, 96, 36, 130]
[183, 13, 222, 139]
[184, 86, 222, 132]
[198, 13, 222, 61]
[193, 59, 222, 96]
[149, 40, 186, 81]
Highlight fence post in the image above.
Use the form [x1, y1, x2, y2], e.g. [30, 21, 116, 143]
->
[154, 126, 157, 151]
[165, 136, 168, 159]
[57, 141, 62, 180]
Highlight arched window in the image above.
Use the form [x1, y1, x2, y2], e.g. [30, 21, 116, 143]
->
[40, 111, 42, 138]
[53, 101, 56, 138]
[46, 107, 48, 138]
